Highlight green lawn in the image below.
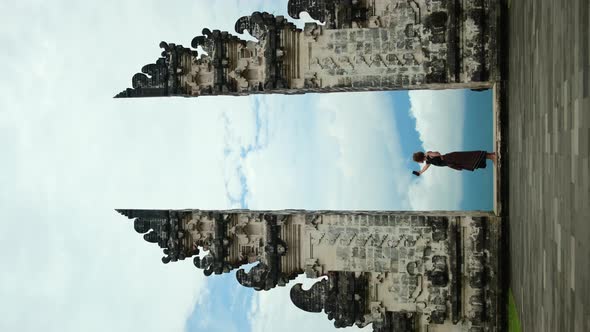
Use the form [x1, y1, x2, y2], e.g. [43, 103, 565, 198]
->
[508, 290, 522, 332]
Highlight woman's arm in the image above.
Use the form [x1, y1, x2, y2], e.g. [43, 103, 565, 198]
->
[426, 151, 442, 157]
[420, 163, 431, 174]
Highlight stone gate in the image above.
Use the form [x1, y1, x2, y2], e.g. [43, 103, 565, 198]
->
[119, 209, 501, 331]
[115, 1, 504, 331]
[115, 0, 500, 98]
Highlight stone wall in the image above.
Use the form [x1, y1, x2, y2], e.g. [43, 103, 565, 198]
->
[115, 0, 501, 98]
[118, 209, 501, 331]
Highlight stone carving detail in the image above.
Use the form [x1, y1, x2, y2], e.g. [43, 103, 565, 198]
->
[287, 0, 368, 29]
[235, 11, 297, 40]
[290, 271, 424, 332]
[190, 29, 244, 95]
[372, 312, 416, 332]
[119, 209, 501, 331]
[236, 263, 276, 291]
[120, 209, 200, 263]
[236, 214, 299, 290]
[116, 0, 499, 98]
[131, 60, 166, 90]
[287, 0, 329, 21]
[192, 213, 236, 275]
[116, 42, 198, 98]
[290, 272, 367, 328]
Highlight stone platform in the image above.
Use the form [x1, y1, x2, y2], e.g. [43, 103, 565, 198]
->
[506, 0, 590, 330]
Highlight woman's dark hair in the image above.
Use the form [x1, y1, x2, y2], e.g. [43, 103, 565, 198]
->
[413, 151, 425, 162]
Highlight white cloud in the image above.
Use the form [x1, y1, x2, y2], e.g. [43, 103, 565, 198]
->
[407, 90, 466, 151]
[228, 92, 412, 211]
[311, 92, 412, 209]
[407, 90, 467, 210]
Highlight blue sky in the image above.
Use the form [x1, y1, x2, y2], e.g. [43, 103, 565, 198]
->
[393, 89, 494, 211]
[0, 0, 493, 331]
[461, 90, 494, 210]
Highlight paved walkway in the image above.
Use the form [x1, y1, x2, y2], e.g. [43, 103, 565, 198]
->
[507, 0, 590, 331]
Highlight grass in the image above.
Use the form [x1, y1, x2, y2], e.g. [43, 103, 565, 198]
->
[508, 290, 522, 332]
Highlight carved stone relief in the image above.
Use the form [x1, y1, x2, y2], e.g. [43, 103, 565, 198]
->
[119, 209, 501, 331]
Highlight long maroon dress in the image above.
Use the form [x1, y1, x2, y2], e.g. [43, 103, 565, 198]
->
[426, 151, 487, 171]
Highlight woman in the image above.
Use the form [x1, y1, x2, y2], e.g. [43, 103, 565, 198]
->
[412, 150, 496, 176]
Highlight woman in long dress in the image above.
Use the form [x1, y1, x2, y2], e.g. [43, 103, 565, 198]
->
[412, 150, 496, 176]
